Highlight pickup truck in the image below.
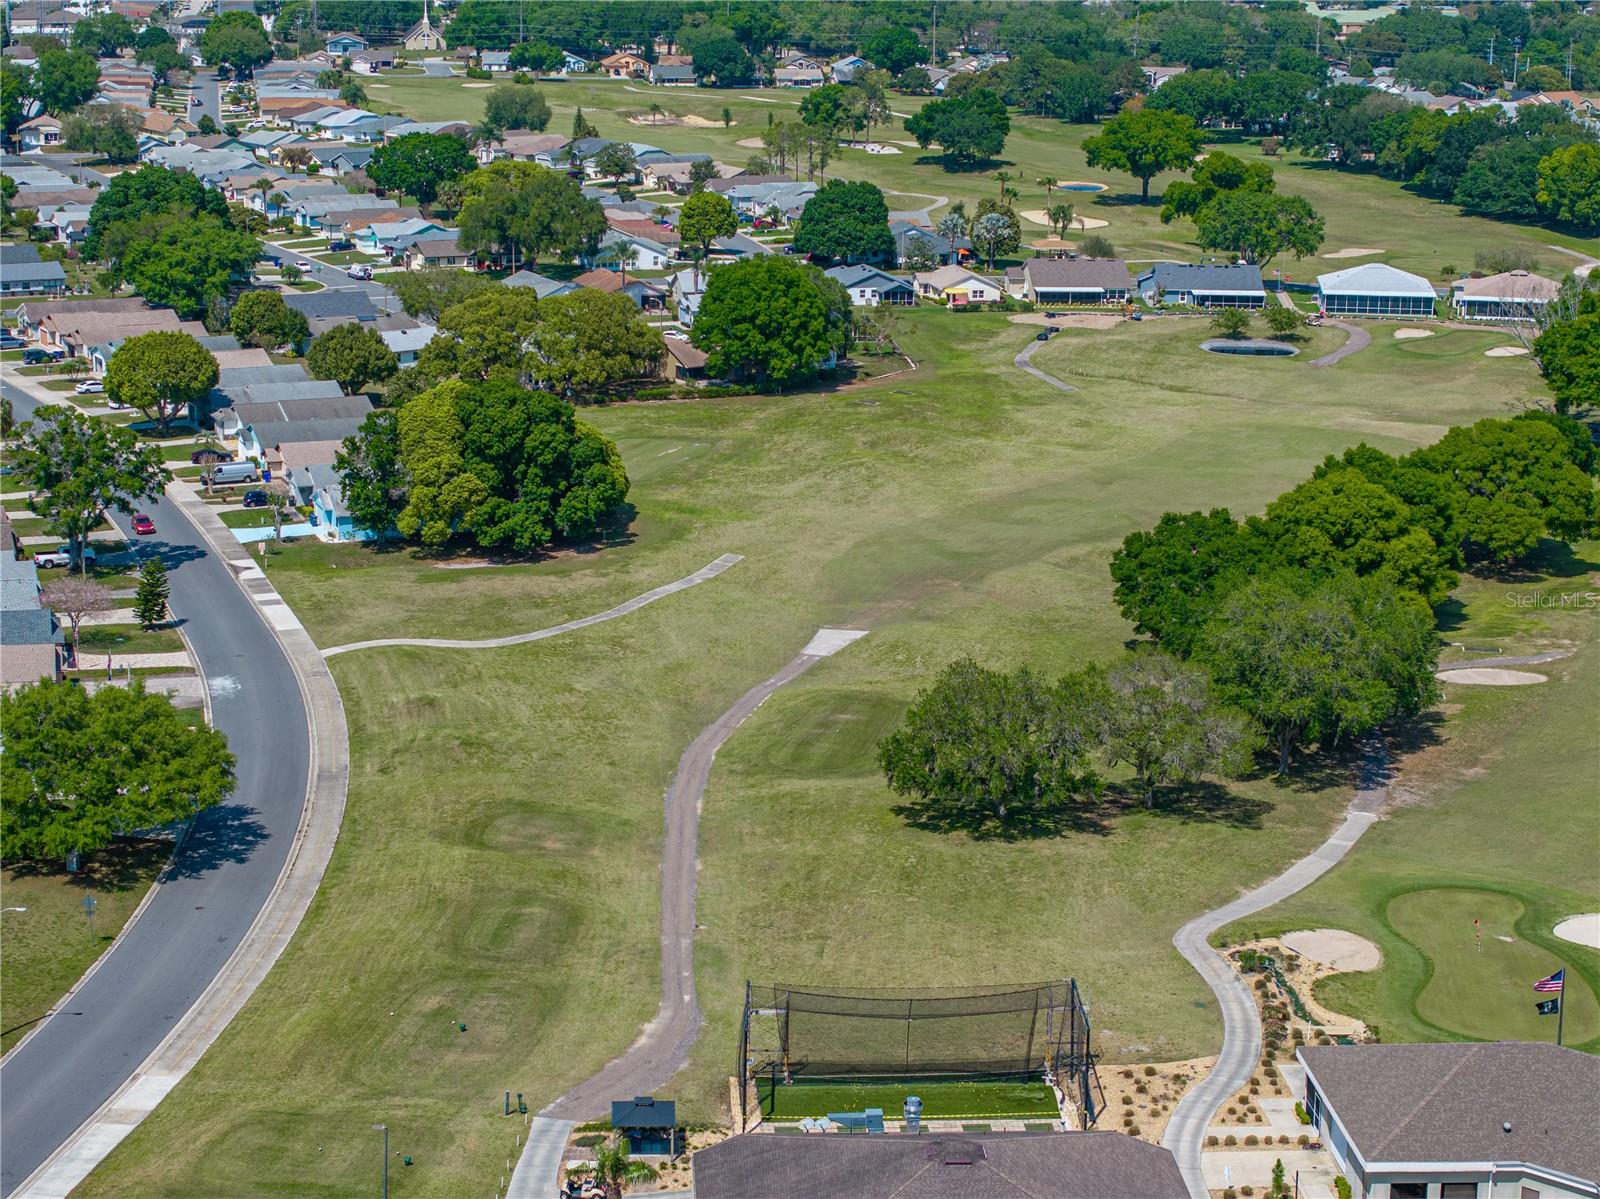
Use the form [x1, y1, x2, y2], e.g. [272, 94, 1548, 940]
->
[33, 545, 97, 569]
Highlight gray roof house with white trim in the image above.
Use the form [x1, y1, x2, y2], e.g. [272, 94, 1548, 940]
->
[825, 264, 915, 306]
[0, 243, 67, 296]
[1022, 257, 1135, 304]
[1136, 262, 1265, 308]
[1316, 262, 1436, 317]
[504, 270, 580, 299]
[1299, 1042, 1600, 1199]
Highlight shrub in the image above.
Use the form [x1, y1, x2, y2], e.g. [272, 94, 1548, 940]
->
[1143, 1065, 1157, 1077]
[1223, 1189, 1237, 1199]
[1334, 1177, 1352, 1199]
[1298, 1135, 1310, 1147]
[1241, 1187, 1254, 1196]
[1121, 1069, 1135, 1079]
[1295, 1101, 1310, 1125]
[1207, 1135, 1220, 1147]
[465, 66, 491, 80]
[1224, 1135, 1238, 1146]
[1245, 1135, 1259, 1146]
[1135, 1083, 1148, 1094]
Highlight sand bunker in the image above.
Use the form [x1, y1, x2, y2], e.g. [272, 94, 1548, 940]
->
[628, 113, 732, 128]
[1554, 914, 1600, 950]
[1393, 328, 1434, 339]
[735, 136, 765, 148]
[1436, 667, 1547, 685]
[1322, 247, 1383, 259]
[1019, 210, 1109, 229]
[1009, 312, 1121, 330]
[1282, 929, 1381, 972]
[1485, 346, 1530, 357]
[462, 82, 492, 89]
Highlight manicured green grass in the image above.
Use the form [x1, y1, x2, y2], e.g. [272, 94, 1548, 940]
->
[316, 250, 380, 266]
[79, 313, 1548, 1198]
[1, 839, 171, 1053]
[1221, 541, 1600, 1051]
[274, 237, 330, 250]
[756, 1077, 1058, 1121]
[219, 508, 279, 529]
[287, 280, 325, 292]
[74, 625, 188, 656]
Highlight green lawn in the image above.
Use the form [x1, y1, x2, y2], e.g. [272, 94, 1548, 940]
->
[78, 312, 1556, 1198]
[756, 1077, 1059, 1121]
[1220, 541, 1600, 1051]
[74, 625, 188, 656]
[365, 76, 1594, 278]
[315, 250, 380, 266]
[1, 839, 171, 1053]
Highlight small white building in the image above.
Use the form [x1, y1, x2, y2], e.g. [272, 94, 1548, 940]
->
[1316, 263, 1437, 318]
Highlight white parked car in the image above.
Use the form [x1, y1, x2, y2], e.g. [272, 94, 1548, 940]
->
[74, 379, 104, 394]
[295, 260, 315, 270]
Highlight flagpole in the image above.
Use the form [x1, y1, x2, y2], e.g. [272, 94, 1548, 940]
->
[1557, 968, 1565, 1047]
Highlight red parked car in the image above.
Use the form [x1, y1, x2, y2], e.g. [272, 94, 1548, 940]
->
[131, 514, 156, 535]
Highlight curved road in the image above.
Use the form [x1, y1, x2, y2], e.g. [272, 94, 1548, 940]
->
[507, 629, 868, 1198]
[1309, 320, 1371, 367]
[0, 383, 312, 1197]
[1160, 740, 1390, 1199]
[1014, 335, 1076, 393]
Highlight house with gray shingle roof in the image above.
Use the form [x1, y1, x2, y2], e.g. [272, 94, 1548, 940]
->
[0, 243, 67, 297]
[1135, 262, 1265, 308]
[1021, 257, 1135, 305]
[1299, 1042, 1600, 1199]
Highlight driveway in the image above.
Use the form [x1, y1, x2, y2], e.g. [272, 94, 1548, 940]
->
[0, 381, 315, 1198]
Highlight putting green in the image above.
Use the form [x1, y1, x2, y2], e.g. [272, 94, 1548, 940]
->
[1388, 889, 1598, 1043]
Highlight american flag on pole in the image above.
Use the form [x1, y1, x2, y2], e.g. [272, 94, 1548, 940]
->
[1533, 969, 1565, 993]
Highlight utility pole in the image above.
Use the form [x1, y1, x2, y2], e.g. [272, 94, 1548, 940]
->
[930, 2, 937, 65]
[1486, 31, 1495, 67]
[1565, 41, 1575, 87]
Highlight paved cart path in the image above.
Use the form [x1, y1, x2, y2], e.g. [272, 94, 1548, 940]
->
[1309, 320, 1371, 367]
[322, 555, 744, 656]
[1014, 335, 1077, 393]
[1161, 740, 1390, 1199]
[506, 629, 869, 1198]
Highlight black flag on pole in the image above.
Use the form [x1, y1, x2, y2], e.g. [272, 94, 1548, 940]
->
[1536, 998, 1561, 1016]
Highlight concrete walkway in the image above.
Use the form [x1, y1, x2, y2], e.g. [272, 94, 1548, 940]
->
[1161, 740, 1390, 1199]
[1309, 320, 1371, 367]
[321, 554, 744, 657]
[1014, 336, 1076, 393]
[1439, 650, 1572, 671]
[505, 628, 870, 1198]
[885, 191, 948, 222]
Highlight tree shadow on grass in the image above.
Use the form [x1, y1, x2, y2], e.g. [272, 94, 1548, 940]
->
[891, 796, 1114, 841]
[1386, 710, 1446, 761]
[5, 837, 171, 892]
[1475, 538, 1600, 583]
[1109, 781, 1275, 829]
[161, 803, 268, 879]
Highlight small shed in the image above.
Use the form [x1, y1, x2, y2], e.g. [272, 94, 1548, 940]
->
[610, 1096, 678, 1156]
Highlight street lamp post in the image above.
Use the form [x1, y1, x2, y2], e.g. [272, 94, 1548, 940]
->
[372, 1124, 388, 1199]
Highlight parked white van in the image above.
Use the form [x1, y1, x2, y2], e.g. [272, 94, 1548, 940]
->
[211, 461, 262, 485]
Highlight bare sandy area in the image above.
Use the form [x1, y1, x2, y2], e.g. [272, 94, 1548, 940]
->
[628, 113, 731, 128]
[1393, 328, 1433, 339]
[367, 83, 390, 88]
[734, 136, 764, 148]
[1554, 914, 1600, 950]
[1436, 667, 1546, 685]
[1485, 345, 1530, 357]
[1282, 929, 1381, 972]
[1008, 312, 1122, 329]
[462, 82, 492, 89]
[1321, 247, 1383, 259]
[1019, 210, 1109, 229]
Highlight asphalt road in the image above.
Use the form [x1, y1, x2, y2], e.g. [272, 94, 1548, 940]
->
[266, 236, 400, 315]
[192, 73, 221, 131]
[0, 382, 312, 1196]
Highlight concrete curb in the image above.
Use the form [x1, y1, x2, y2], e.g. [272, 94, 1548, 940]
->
[1161, 740, 1390, 1199]
[11, 484, 350, 1199]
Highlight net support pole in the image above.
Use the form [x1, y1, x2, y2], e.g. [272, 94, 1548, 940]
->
[738, 981, 751, 1130]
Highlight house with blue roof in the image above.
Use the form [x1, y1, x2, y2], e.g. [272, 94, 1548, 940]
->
[1136, 262, 1266, 308]
[825, 264, 915, 306]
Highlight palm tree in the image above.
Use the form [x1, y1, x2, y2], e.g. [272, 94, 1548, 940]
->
[1047, 202, 1075, 239]
[991, 169, 1014, 199]
[1001, 185, 1020, 205]
[253, 175, 274, 216]
[590, 1136, 658, 1199]
[1038, 175, 1058, 197]
[648, 102, 665, 125]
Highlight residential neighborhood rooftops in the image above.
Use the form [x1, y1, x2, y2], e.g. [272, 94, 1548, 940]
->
[1316, 262, 1435, 296]
[282, 291, 380, 322]
[1024, 257, 1136, 289]
[1, 607, 64, 647]
[1299, 1042, 1600, 1183]
[504, 270, 581, 299]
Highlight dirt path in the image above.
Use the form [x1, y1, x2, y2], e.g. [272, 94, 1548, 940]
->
[1161, 739, 1390, 1199]
[320, 555, 742, 656]
[1309, 320, 1371, 367]
[507, 630, 869, 1193]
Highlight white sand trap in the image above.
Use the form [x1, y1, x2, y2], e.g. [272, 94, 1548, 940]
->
[1018, 210, 1108, 229]
[462, 82, 492, 89]
[1322, 247, 1384, 259]
[1485, 345, 1530, 357]
[1282, 929, 1381, 972]
[367, 83, 390, 88]
[1393, 328, 1433, 339]
[802, 628, 869, 658]
[735, 136, 765, 148]
[628, 113, 730, 128]
[1496, 935, 1516, 943]
[1436, 667, 1546, 685]
[1555, 914, 1600, 950]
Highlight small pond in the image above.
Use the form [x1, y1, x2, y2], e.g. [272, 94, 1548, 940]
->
[1059, 182, 1107, 192]
[1201, 338, 1299, 357]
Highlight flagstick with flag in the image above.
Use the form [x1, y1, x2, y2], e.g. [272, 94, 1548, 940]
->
[1533, 968, 1565, 1045]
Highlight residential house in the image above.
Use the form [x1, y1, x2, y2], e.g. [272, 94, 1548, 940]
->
[378, 322, 438, 366]
[721, 179, 817, 220]
[475, 131, 570, 165]
[1450, 269, 1561, 321]
[406, 236, 470, 270]
[706, 173, 793, 194]
[294, 193, 400, 230]
[283, 289, 381, 336]
[778, 52, 822, 70]
[1142, 65, 1188, 89]
[825, 265, 916, 307]
[1, 606, 66, 687]
[42, 308, 197, 360]
[889, 220, 970, 267]
[41, 203, 94, 246]
[649, 62, 696, 86]
[330, 205, 424, 240]
[386, 120, 474, 141]
[693, 1130, 1189, 1199]
[504, 270, 580, 299]
[222, 394, 369, 459]
[1135, 262, 1266, 308]
[913, 265, 1003, 305]
[481, 51, 512, 73]
[667, 267, 705, 324]
[208, 363, 321, 416]
[14, 296, 145, 341]
[560, 51, 589, 74]
[350, 49, 396, 75]
[294, 463, 368, 540]
[597, 51, 649, 78]
[597, 224, 679, 272]
[573, 268, 668, 311]
[18, 115, 63, 152]
[829, 55, 871, 83]
[710, 233, 773, 260]
[1298, 1042, 1599, 1199]
[643, 158, 737, 193]
[304, 143, 376, 175]
[324, 33, 369, 56]
[348, 216, 448, 256]
[1316, 262, 1436, 317]
[1021, 257, 1135, 305]
[658, 336, 708, 384]
[0, 244, 67, 297]
[775, 66, 826, 87]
